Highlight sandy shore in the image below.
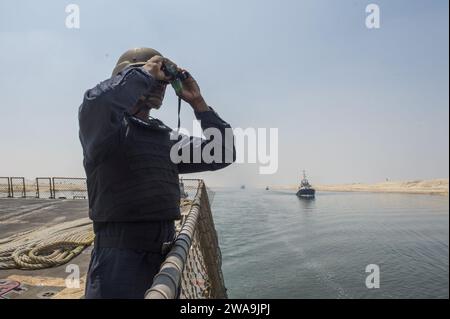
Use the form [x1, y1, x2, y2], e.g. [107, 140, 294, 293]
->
[274, 179, 449, 196]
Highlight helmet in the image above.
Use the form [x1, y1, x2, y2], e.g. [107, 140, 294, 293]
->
[111, 47, 162, 77]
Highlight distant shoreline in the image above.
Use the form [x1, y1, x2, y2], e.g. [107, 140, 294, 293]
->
[272, 179, 449, 196]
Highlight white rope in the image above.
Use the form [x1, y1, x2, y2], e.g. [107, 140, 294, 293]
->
[0, 218, 94, 270]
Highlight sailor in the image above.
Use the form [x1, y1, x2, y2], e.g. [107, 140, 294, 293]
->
[78, 48, 235, 299]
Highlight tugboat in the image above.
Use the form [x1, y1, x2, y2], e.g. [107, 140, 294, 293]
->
[296, 170, 316, 198]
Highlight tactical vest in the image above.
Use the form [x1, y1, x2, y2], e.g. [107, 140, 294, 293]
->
[86, 114, 181, 222]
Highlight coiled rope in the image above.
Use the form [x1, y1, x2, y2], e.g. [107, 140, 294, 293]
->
[0, 218, 94, 270]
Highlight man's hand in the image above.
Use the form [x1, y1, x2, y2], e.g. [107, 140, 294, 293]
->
[177, 70, 209, 112]
[142, 56, 171, 82]
[144, 56, 209, 112]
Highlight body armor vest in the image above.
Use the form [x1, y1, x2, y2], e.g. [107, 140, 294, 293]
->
[86, 115, 181, 222]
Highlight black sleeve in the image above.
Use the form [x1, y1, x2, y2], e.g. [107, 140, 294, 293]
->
[176, 108, 236, 174]
[78, 67, 155, 163]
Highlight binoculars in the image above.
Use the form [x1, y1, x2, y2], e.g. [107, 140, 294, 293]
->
[161, 60, 190, 94]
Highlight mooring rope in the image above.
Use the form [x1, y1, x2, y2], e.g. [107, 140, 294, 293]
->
[0, 218, 94, 270]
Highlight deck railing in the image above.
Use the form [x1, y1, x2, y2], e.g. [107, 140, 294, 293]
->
[0, 177, 87, 200]
[146, 179, 228, 299]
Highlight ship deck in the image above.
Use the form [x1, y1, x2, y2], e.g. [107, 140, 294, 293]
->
[0, 198, 91, 299]
[0, 197, 193, 299]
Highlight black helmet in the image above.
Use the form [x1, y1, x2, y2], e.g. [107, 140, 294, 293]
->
[112, 47, 162, 77]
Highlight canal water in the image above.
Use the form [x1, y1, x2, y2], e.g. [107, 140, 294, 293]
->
[211, 188, 449, 299]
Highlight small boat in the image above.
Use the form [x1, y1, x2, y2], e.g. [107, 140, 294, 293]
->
[240, 185, 246, 190]
[296, 170, 316, 198]
[265, 186, 269, 191]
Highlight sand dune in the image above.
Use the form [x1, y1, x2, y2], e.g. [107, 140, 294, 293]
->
[316, 179, 449, 196]
[275, 179, 449, 196]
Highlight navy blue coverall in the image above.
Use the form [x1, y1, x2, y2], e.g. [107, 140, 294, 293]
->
[78, 66, 235, 299]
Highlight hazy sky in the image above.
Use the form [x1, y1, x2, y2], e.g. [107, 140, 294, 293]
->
[0, 0, 448, 187]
